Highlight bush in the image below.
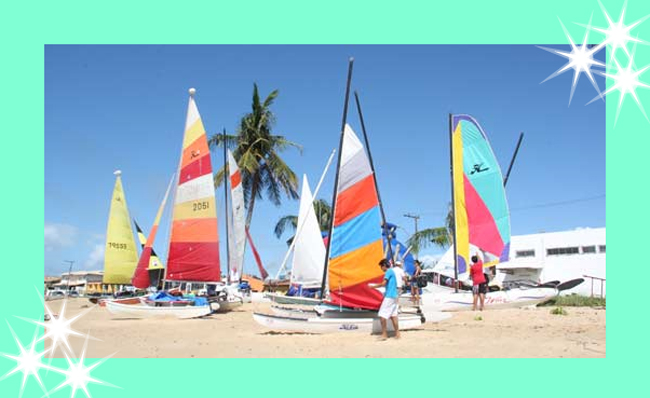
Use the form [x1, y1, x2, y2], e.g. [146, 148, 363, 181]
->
[550, 307, 568, 315]
[539, 294, 605, 308]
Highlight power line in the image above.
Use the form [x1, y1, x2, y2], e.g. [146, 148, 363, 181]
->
[510, 194, 605, 212]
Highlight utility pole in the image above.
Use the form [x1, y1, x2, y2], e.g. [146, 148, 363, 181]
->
[403, 213, 420, 235]
[64, 260, 75, 293]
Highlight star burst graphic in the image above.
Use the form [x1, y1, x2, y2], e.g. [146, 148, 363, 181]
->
[590, 42, 650, 123]
[1, 293, 117, 398]
[581, 0, 649, 61]
[539, 15, 605, 106]
[0, 323, 52, 398]
[47, 333, 116, 398]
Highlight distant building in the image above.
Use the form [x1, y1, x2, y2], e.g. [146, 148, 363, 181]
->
[432, 227, 606, 296]
[55, 270, 104, 294]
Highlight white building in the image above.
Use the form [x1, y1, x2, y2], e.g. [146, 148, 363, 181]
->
[432, 227, 606, 297]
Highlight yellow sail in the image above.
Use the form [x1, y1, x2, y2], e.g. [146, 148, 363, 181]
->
[103, 170, 139, 284]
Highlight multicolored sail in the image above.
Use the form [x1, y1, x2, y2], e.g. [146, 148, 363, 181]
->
[166, 89, 221, 282]
[131, 176, 173, 289]
[451, 114, 511, 274]
[103, 170, 139, 284]
[227, 149, 246, 282]
[327, 124, 384, 310]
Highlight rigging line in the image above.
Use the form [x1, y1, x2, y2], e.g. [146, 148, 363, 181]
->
[510, 194, 605, 212]
[417, 194, 606, 216]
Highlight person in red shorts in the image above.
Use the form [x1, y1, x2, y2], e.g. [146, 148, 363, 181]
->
[469, 254, 487, 311]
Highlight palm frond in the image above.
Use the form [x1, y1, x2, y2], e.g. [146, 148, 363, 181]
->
[407, 227, 451, 254]
[274, 215, 298, 239]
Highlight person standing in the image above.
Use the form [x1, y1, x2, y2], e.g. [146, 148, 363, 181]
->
[369, 259, 400, 340]
[393, 260, 407, 294]
[410, 260, 422, 304]
[469, 254, 487, 311]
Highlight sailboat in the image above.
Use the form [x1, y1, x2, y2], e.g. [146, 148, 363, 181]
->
[265, 151, 336, 307]
[89, 170, 141, 305]
[416, 114, 577, 313]
[133, 220, 165, 289]
[101, 170, 139, 290]
[107, 88, 221, 319]
[254, 59, 450, 333]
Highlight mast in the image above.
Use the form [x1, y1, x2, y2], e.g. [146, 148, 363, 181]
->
[320, 57, 354, 296]
[449, 113, 459, 293]
[503, 132, 524, 188]
[223, 129, 231, 284]
[353, 91, 393, 262]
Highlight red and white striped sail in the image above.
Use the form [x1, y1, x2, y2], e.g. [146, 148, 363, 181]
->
[166, 89, 221, 282]
[227, 149, 246, 282]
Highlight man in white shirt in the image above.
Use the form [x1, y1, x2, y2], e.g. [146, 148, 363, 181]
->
[392, 260, 407, 293]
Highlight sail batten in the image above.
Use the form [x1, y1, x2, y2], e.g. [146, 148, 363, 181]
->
[327, 125, 384, 310]
[166, 91, 221, 282]
[451, 114, 511, 275]
[103, 171, 139, 285]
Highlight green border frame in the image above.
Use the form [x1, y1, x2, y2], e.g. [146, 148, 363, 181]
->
[2, 0, 646, 396]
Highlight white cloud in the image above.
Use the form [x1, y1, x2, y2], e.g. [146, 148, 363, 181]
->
[44, 223, 78, 251]
[83, 244, 105, 270]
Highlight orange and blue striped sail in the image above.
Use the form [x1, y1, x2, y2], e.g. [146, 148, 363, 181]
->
[452, 115, 511, 274]
[131, 176, 173, 289]
[166, 90, 221, 282]
[327, 124, 384, 310]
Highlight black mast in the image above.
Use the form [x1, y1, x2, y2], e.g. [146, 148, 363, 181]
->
[503, 132, 524, 188]
[449, 114, 459, 293]
[320, 57, 355, 296]
[353, 91, 394, 262]
[222, 129, 231, 284]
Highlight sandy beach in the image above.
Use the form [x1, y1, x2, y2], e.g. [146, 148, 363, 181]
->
[45, 298, 605, 358]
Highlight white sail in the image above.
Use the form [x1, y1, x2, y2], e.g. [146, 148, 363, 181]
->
[227, 149, 246, 282]
[290, 175, 326, 288]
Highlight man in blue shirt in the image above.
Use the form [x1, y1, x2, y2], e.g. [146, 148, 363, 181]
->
[369, 259, 400, 340]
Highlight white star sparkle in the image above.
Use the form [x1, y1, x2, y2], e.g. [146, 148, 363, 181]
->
[578, 0, 649, 61]
[46, 333, 117, 398]
[19, 295, 96, 359]
[588, 42, 650, 124]
[539, 15, 605, 106]
[0, 322, 52, 398]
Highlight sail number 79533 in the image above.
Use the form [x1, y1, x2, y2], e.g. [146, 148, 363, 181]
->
[107, 242, 128, 250]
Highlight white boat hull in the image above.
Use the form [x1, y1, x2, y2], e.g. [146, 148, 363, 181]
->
[415, 285, 558, 312]
[214, 298, 243, 312]
[106, 301, 217, 319]
[253, 312, 433, 334]
[265, 293, 321, 306]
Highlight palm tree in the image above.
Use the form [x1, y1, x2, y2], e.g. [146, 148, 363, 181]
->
[274, 199, 332, 246]
[406, 202, 454, 255]
[208, 83, 302, 227]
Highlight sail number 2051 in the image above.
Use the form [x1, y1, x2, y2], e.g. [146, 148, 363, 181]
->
[192, 201, 210, 211]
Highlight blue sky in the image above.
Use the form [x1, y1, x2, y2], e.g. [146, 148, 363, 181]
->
[44, 45, 605, 277]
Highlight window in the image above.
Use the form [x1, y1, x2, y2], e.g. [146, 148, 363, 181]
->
[515, 249, 535, 258]
[582, 246, 596, 254]
[599, 245, 606, 253]
[547, 247, 580, 256]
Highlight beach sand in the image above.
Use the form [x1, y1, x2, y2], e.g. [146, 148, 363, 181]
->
[45, 298, 605, 358]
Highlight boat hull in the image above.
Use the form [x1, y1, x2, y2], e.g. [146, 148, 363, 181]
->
[415, 285, 558, 312]
[265, 293, 321, 306]
[105, 301, 217, 319]
[98, 297, 142, 307]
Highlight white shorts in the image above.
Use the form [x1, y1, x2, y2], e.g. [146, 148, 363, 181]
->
[378, 297, 399, 319]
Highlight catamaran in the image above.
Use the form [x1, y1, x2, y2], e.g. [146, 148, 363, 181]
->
[254, 59, 450, 333]
[414, 114, 581, 313]
[107, 89, 224, 319]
